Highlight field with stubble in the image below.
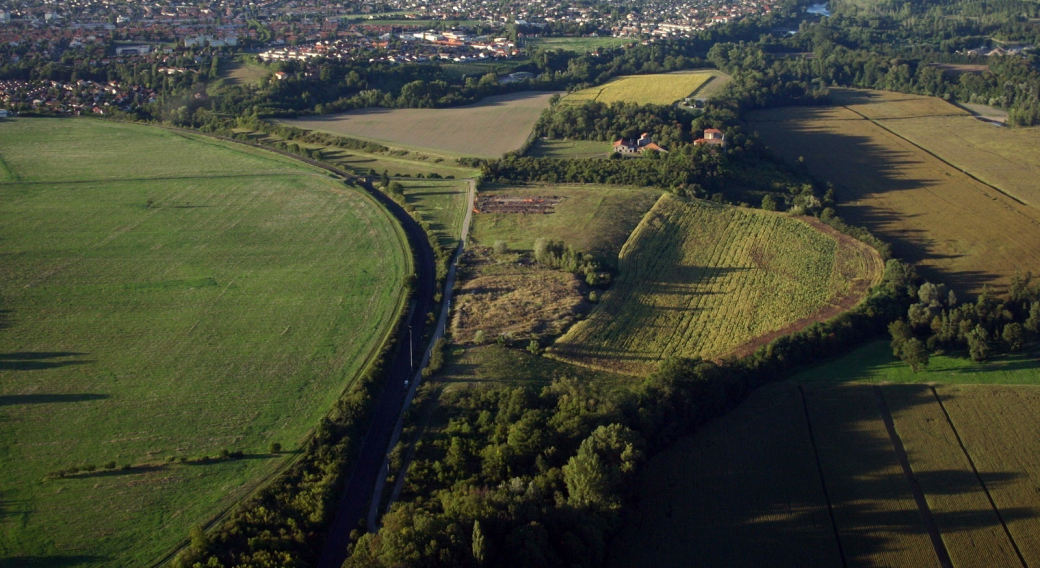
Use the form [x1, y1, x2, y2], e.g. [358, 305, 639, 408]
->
[748, 88, 1040, 295]
[0, 118, 409, 568]
[548, 194, 883, 375]
[278, 91, 559, 158]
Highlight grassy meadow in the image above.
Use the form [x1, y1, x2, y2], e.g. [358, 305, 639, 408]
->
[469, 184, 662, 268]
[398, 178, 471, 249]
[0, 118, 409, 567]
[526, 139, 612, 158]
[549, 194, 883, 375]
[748, 89, 1040, 295]
[278, 91, 559, 158]
[526, 36, 634, 53]
[561, 70, 729, 106]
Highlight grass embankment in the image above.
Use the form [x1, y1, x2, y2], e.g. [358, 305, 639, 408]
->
[550, 194, 884, 375]
[748, 88, 1040, 295]
[0, 118, 410, 567]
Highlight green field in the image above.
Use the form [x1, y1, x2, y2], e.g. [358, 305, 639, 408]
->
[549, 194, 884, 375]
[526, 139, 612, 158]
[0, 118, 409, 567]
[398, 179, 471, 249]
[469, 184, 662, 268]
[278, 92, 558, 158]
[526, 36, 634, 53]
[796, 340, 1040, 385]
[561, 70, 729, 106]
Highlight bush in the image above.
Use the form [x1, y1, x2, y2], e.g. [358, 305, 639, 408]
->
[269, 442, 282, 454]
[493, 240, 509, 255]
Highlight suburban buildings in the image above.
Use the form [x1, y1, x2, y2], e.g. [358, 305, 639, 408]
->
[614, 133, 668, 154]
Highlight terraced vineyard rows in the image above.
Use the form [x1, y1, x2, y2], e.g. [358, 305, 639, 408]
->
[549, 195, 882, 375]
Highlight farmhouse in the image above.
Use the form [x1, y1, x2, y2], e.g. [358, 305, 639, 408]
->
[694, 128, 725, 148]
[613, 133, 668, 154]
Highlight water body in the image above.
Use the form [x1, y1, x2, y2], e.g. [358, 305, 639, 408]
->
[807, 2, 831, 16]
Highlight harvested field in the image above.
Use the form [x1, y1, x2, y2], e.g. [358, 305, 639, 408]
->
[469, 184, 662, 269]
[608, 382, 842, 568]
[749, 89, 1040, 295]
[549, 195, 883, 375]
[450, 247, 588, 343]
[561, 70, 727, 106]
[475, 194, 565, 214]
[0, 118, 409, 567]
[277, 91, 559, 158]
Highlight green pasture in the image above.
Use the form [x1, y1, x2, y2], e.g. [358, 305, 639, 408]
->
[399, 179, 471, 249]
[527, 36, 634, 53]
[526, 139, 612, 159]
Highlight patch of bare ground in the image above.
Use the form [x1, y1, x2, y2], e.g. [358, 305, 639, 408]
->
[450, 247, 589, 343]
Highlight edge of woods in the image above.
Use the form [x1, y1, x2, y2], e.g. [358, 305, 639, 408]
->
[125, 121, 440, 568]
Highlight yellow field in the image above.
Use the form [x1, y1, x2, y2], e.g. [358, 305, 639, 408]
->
[748, 90, 1040, 295]
[547, 195, 883, 375]
[561, 70, 723, 106]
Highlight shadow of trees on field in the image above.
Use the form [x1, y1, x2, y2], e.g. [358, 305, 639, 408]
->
[0, 351, 93, 372]
[609, 383, 1034, 568]
[748, 105, 1040, 296]
[0, 393, 109, 406]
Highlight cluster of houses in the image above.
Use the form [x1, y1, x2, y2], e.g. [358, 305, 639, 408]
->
[0, 79, 156, 115]
[960, 44, 1035, 58]
[259, 30, 518, 65]
[611, 129, 725, 156]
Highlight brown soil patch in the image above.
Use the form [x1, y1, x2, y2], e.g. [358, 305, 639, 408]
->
[474, 194, 565, 214]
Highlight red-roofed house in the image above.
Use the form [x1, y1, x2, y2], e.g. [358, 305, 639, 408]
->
[694, 128, 725, 148]
[613, 132, 668, 154]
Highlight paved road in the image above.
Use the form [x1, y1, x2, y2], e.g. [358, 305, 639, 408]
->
[317, 180, 476, 568]
[366, 180, 477, 532]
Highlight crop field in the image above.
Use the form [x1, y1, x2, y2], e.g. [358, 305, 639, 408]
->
[277, 91, 559, 158]
[549, 195, 883, 375]
[526, 139, 612, 158]
[614, 381, 1040, 568]
[469, 184, 662, 268]
[399, 179, 471, 248]
[526, 36, 634, 53]
[0, 119, 409, 567]
[561, 70, 729, 106]
[748, 88, 1040, 295]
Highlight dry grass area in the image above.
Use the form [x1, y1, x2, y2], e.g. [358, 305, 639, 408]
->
[561, 70, 728, 106]
[749, 89, 1040, 295]
[548, 195, 883, 375]
[450, 247, 588, 344]
[278, 91, 559, 158]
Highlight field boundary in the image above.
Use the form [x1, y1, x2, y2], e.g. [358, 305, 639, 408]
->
[841, 105, 1030, 208]
[798, 385, 850, 568]
[873, 386, 954, 568]
[930, 387, 1030, 568]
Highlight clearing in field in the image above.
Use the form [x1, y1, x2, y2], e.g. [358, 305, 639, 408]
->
[526, 138, 612, 159]
[0, 118, 409, 567]
[561, 70, 729, 106]
[549, 194, 884, 375]
[614, 379, 1040, 568]
[748, 88, 1040, 295]
[468, 183, 662, 268]
[527, 36, 634, 53]
[277, 91, 559, 158]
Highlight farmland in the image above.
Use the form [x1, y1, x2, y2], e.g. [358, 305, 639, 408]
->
[0, 119, 409, 567]
[561, 70, 729, 106]
[748, 88, 1040, 295]
[614, 380, 1040, 568]
[278, 91, 559, 158]
[469, 184, 661, 268]
[549, 194, 883, 375]
[526, 36, 634, 53]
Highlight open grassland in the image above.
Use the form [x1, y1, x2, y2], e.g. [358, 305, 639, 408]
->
[526, 139, 612, 158]
[219, 59, 269, 86]
[399, 179, 471, 248]
[608, 382, 843, 568]
[0, 118, 409, 567]
[277, 91, 559, 158]
[796, 340, 1040, 385]
[549, 195, 883, 375]
[527, 36, 634, 53]
[469, 184, 662, 268]
[561, 70, 729, 106]
[748, 89, 1040, 295]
